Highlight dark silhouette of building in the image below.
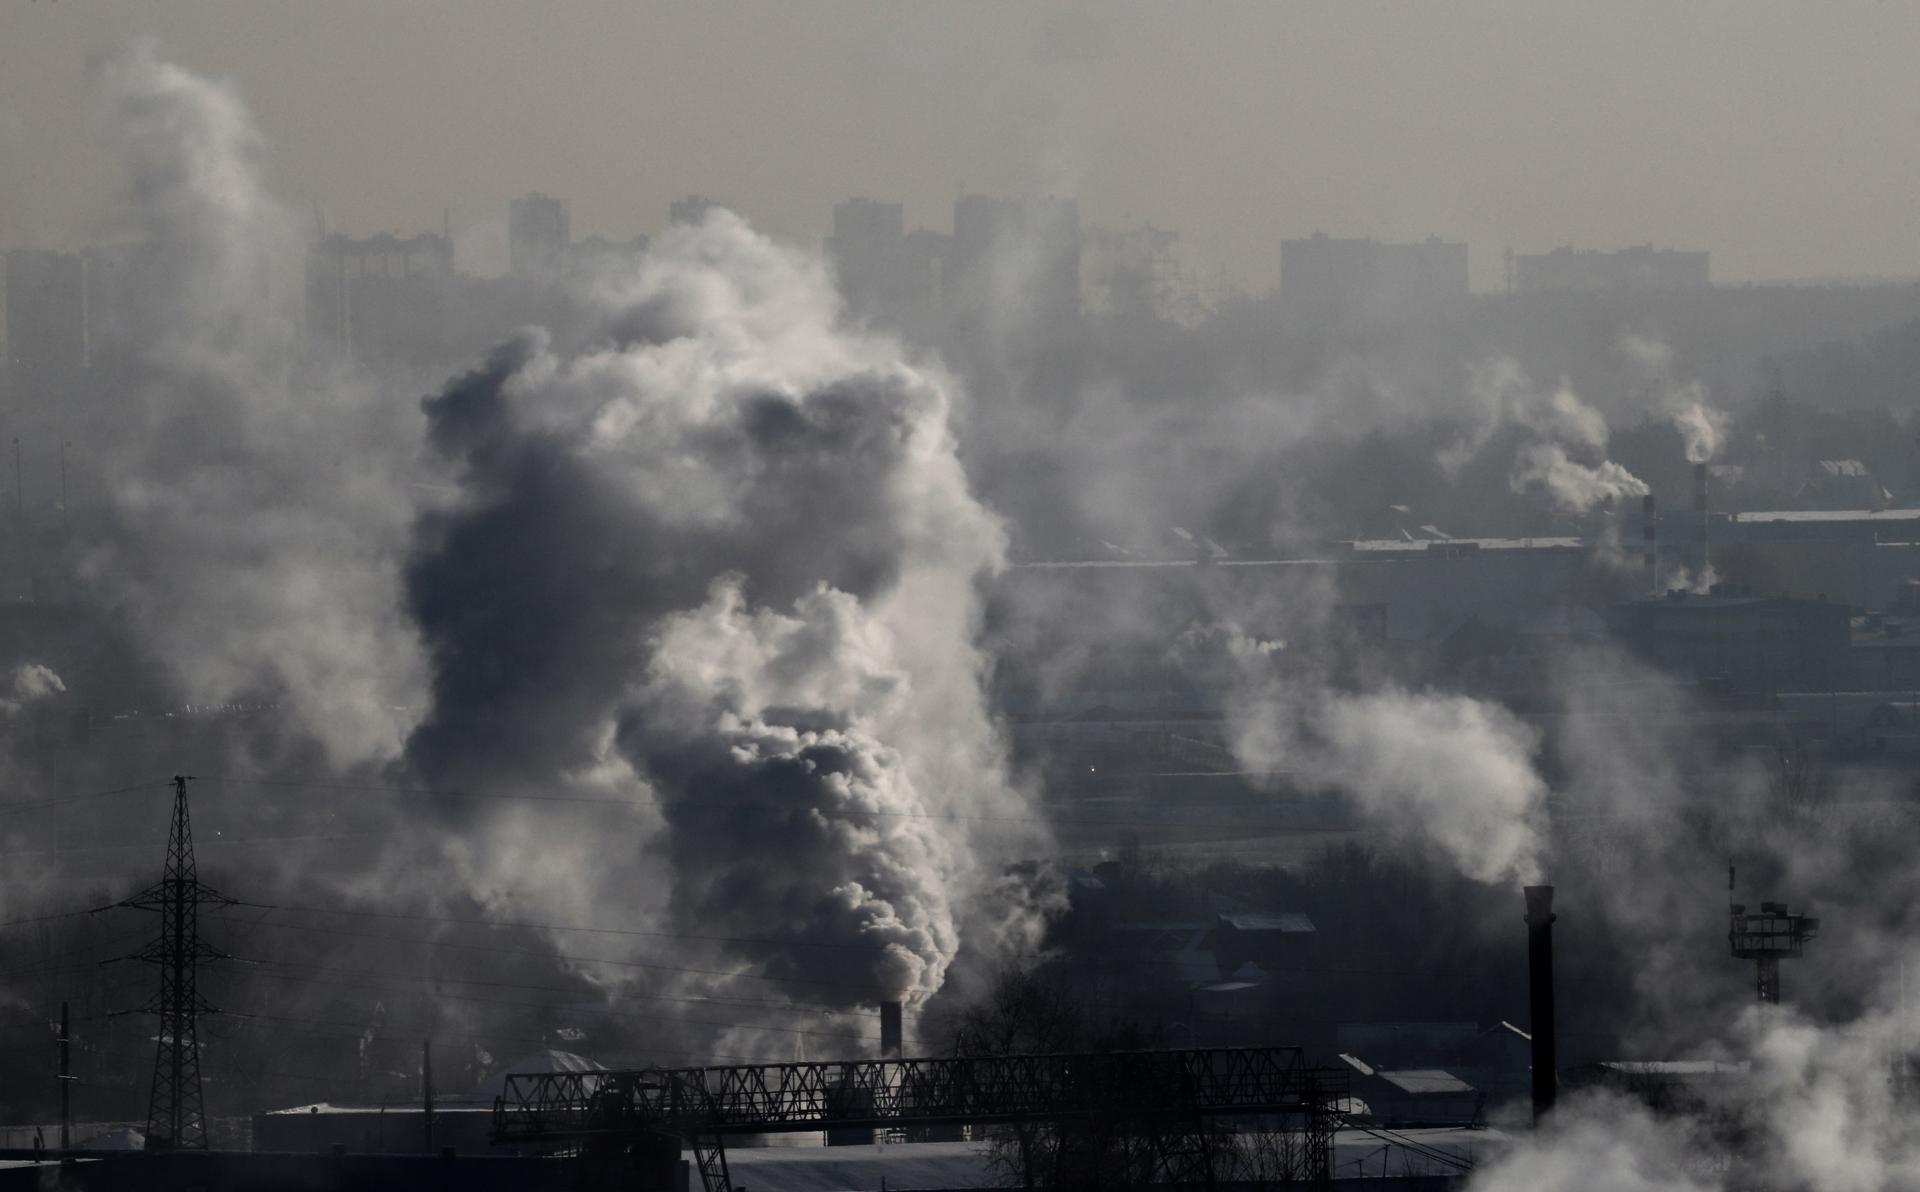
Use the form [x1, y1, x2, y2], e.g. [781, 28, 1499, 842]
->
[1612, 588, 1850, 692]
[669, 195, 723, 227]
[1514, 245, 1710, 293]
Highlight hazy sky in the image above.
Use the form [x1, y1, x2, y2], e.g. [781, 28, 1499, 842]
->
[3, 1, 1918, 290]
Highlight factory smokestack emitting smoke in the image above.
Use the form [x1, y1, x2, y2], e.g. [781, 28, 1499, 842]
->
[403, 212, 1048, 1017]
[1524, 884, 1558, 1125]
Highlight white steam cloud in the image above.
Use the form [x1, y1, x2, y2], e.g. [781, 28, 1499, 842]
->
[87, 41, 425, 767]
[1227, 648, 1548, 888]
[1447, 356, 1650, 515]
[1511, 442, 1651, 515]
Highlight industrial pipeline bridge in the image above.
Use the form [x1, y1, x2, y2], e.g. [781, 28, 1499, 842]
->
[494, 1046, 1349, 1190]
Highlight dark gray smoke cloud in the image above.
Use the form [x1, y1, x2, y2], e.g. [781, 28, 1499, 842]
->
[406, 212, 1048, 1008]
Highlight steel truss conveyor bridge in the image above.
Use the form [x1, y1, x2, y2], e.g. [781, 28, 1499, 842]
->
[494, 1046, 1350, 1190]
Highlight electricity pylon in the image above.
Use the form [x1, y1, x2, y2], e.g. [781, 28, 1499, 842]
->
[112, 776, 236, 1150]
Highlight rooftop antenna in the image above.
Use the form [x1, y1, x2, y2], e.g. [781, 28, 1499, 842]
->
[1729, 862, 1819, 1005]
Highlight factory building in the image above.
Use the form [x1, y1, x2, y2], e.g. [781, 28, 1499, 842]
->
[1611, 588, 1851, 693]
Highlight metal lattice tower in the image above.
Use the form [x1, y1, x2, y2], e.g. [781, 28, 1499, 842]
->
[1728, 865, 1819, 1007]
[114, 776, 236, 1150]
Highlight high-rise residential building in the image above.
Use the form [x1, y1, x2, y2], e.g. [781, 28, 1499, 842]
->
[508, 193, 571, 277]
[669, 195, 723, 227]
[946, 194, 1082, 330]
[827, 198, 940, 328]
[1512, 245, 1710, 293]
[1279, 234, 1468, 325]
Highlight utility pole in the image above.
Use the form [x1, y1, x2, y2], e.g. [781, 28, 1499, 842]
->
[422, 1039, 434, 1154]
[58, 442, 68, 513]
[12, 436, 20, 517]
[58, 1001, 71, 1152]
[108, 776, 237, 1150]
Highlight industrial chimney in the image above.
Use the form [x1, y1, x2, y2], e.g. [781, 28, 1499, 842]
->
[880, 1000, 903, 1060]
[1693, 462, 1710, 580]
[1523, 885, 1558, 1124]
[1642, 494, 1658, 594]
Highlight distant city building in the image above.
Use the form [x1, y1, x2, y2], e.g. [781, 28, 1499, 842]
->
[825, 198, 943, 329]
[1513, 245, 1710, 293]
[2, 250, 87, 379]
[946, 194, 1081, 331]
[1279, 234, 1468, 325]
[827, 198, 904, 315]
[669, 195, 723, 226]
[305, 232, 455, 364]
[508, 192, 571, 277]
[564, 233, 649, 275]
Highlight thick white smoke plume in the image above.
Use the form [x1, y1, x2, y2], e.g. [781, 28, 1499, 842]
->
[1511, 442, 1651, 515]
[1, 664, 64, 712]
[1445, 357, 1650, 514]
[86, 42, 425, 767]
[1230, 678, 1547, 887]
[406, 211, 1045, 1006]
[1468, 1006, 1920, 1191]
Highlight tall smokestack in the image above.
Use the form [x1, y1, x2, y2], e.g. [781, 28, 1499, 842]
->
[1693, 462, 1709, 580]
[1524, 885, 1557, 1124]
[880, 1000, 903, 1059]
[1642, 494, 1658, 594]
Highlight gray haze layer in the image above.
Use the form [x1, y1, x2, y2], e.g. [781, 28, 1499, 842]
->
[4, 3, 1920, 289]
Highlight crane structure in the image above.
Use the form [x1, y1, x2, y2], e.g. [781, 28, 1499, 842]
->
[495, 1046, 1348, 1191]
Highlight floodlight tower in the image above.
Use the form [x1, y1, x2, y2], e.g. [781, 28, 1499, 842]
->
[1728, 865, 1819, 1005]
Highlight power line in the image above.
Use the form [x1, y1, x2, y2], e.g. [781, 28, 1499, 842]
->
[0, 780, 174, 818]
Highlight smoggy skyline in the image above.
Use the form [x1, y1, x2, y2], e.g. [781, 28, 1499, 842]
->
[4, 1, 1919, 291]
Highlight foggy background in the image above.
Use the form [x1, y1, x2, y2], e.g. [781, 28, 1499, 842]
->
[1, 5, 1920, 1188]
